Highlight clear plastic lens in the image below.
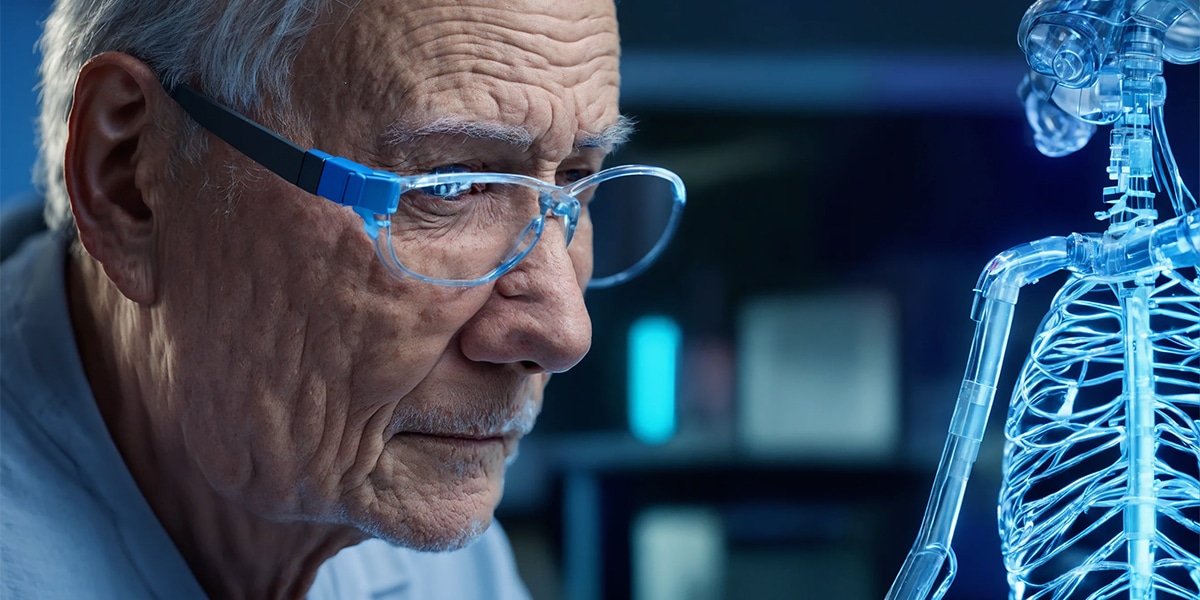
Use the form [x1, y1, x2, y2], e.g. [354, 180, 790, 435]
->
[376, 169, 682, 287]
[582, 173, 680, 287]
[385, 181, 543, 282]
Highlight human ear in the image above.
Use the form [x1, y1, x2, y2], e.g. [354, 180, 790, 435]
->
[64, 52, 168, 305]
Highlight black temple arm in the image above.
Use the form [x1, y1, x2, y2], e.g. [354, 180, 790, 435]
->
[168, 83, 324, 194]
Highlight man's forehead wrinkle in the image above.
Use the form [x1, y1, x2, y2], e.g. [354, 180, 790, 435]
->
[386, 1, 619, 76]
[386, 69, 613, 148]
[402, 29, 618, 89]
[394, 3, 616, 40]
[298, 0, 621, 164]
[303, 0, 619, 87]
[402, 2, 617, 39]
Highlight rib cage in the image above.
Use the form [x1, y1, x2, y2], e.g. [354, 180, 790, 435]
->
[1000, 268, 1200, 599]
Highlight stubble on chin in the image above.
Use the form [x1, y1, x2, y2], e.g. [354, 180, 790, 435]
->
[339, 376, 547, 550]
[338, 430, 513, 552]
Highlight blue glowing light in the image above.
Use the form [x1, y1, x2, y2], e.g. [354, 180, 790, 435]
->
[628, 315, 681, 445]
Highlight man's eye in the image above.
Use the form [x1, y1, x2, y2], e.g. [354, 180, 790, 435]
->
[426, 182, 472, 198]
[557, 169, 593, 186]
[425, 165, 483, 199]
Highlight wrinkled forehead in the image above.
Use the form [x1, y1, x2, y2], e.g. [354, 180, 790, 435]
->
[294, 0, 621, 160]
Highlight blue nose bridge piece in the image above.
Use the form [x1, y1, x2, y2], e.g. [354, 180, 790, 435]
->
[541, 192, 580, 246]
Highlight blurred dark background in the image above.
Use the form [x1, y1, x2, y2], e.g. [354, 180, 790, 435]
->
[3, 1, 1197, 598]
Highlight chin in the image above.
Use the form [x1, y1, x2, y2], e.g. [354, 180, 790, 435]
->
[364, 491, 499, 552]
[368, 518, 491, 553]
[346, 467, 506, 552]
[340, 427, 516, 551]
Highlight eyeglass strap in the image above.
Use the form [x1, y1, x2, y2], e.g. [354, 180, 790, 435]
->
[167, 83, 326, 195]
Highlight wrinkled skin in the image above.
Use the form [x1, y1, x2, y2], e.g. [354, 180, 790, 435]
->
[65, 0, 618, 597]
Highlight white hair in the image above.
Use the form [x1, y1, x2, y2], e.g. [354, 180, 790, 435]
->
[36, 0, 327, 233]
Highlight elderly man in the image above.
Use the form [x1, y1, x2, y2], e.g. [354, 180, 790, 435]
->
[1, 0, 683, 598]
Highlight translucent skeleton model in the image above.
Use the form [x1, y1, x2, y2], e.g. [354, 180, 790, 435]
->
[887, 0, 1200, 598]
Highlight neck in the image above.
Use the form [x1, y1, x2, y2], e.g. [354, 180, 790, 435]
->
[66, 248, 364, 599]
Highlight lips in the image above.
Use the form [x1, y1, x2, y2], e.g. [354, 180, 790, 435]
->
[426, 432, 504, 442]
[404, 431, 508, 445]
[386, 394, 540, 441]
[396, 432, 518, 458]
[390, 411, 533, 441]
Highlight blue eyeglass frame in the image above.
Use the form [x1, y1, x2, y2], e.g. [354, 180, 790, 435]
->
[165, 83, 686, 289]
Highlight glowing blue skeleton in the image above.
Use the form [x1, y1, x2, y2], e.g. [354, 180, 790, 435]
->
[887, 1, 1200, 598]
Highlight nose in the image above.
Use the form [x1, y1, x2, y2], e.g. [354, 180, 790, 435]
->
[459, 217, 592, 374]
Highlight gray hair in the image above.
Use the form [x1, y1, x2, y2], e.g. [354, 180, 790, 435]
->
[36, 0, 327, 233]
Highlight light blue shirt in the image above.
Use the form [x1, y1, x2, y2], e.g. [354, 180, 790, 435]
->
[0, 231, 531, 600]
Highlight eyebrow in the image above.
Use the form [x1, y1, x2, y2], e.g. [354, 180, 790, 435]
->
[379, 114, 636, 154]
[579, 115, 636, 150]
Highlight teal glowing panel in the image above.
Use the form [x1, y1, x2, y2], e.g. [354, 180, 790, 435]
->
[627, 315, 680, 445]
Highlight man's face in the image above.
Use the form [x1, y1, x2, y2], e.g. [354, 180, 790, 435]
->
[153, 0, 619, 550]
